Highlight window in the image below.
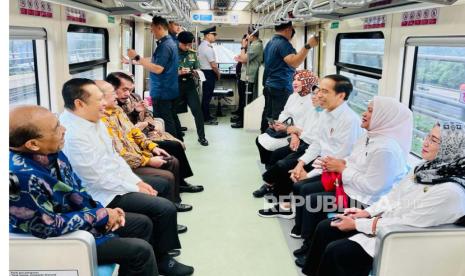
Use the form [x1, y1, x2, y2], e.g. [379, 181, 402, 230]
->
[9, 27, 49, 108]
[68, 25, 108, 80]
[121, 20, 135, 74]
[336, 32, 385, 115]
[215, 40, 241, 75]
[340, 71, 380, 115]
[405, 37, 465, 156]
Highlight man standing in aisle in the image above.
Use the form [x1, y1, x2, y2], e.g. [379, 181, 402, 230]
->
[231, 26, 263, 128]
[127, 16, 183, 140]
[168, 20, 182, 41]
[198, 26, 220, 125]
[260, 21, 318, 132]
[177, 31, 209, 146]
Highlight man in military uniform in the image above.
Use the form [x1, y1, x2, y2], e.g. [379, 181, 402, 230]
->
[198, 26, 220, 125]
[177, 31, 209, 146]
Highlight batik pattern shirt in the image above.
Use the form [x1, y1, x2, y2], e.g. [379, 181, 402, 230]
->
[118, 93, 179, 142]
[101, 106, 157, 169]
[9, 151, 113, 245]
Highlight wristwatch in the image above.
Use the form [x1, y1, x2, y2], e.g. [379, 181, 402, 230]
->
[304, 43, 311, 50]
[134, 55, 141, 61]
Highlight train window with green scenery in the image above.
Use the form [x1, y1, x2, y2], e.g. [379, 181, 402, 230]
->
[408, 43, 465, 156]
[336, 32, 384, 115]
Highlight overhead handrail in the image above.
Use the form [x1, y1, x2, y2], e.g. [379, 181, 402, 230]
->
[308, 0, 336, 15]
[334, 0, 375, 7]
[282, 1, 304, 21]
[292, 0, 314, 19]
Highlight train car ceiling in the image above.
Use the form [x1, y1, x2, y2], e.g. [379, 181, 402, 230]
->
[44, 0, 461, 29]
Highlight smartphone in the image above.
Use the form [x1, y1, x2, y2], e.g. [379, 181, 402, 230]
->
[162, 156, 173, 161]
[331, 217, 342, 223]
[267, 118, 275, 125]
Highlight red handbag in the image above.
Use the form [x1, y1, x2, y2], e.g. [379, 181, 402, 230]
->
[321, 171, 349, 208]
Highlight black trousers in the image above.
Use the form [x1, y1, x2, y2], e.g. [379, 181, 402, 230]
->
[255, 137, 273, 166]
[303, 219, 373, 276]
[97, 212, 158, 276]
[133, 170, 173, 200]
[152, 98, 183, 141]
[107, 192, 181, 257]
[236, 80, 253, 122]
[295, 178, 367, 240]
[262, 143, 311, 197]
[134, 160, 181, 203]
[293, 177, 334, 239]
[179, 78, 206, 139]
[260, 86, 270, 133]
[201, 70, 216, 121]
[260, 86, 291, 133]
[156, 140, 194, 183]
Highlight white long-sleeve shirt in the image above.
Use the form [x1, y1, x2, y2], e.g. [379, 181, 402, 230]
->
[350, 170, 465, 257]
[299, 102, 363, 164]
[278, 93, 314, 129]
[342, 134, 409, 205]
[60, 110, 140, 207]
[299, 108, 321, 145]
[258, 93, 315, 151]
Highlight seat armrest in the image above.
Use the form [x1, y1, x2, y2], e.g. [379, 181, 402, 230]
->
[373, 224, 465, 276]
[10, 230, 99, 276]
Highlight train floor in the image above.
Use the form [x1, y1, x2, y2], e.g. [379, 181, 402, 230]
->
[175, 112, 304, 276]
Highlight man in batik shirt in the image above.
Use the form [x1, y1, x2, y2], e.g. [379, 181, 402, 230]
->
[9, 105, 159, 275]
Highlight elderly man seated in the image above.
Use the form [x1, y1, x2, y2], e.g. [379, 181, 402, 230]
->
[9, 105, 194, 276]
[95, 80, 192, 212]
[106, 72, 204, 193]
[58, 78, 195, 275]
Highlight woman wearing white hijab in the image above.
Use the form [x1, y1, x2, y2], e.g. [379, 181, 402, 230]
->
[302, 121, 465, 276]
[292, 97, 413, 265]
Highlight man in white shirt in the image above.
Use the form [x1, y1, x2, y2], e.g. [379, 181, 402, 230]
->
[258, 75, 363, 219]
[59, 78, 194, 276]
[198, 26, 220, 124]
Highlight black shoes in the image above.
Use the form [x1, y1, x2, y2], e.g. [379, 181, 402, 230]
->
[253, 184, 273, 198]
[158, 255, 194, 276]
[198, 137, 209, 146]
[177, 224, 188, 234]
[180, 126, 188, 131]
[168, 249, 181, 257]
[258, 204, 294, 219]
[175, 203, 193, 212]
[180, 183, 204, 193]
[231, 122, 243, 128]
[204, 119, 218, 125]
[230, 115, 240, 123]
[293, 241, 310, 257]
[295, 255, 306, 268]
[290, 225, 302, 239]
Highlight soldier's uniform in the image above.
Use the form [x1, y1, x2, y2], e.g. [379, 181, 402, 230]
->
[177, 46, 207, 143]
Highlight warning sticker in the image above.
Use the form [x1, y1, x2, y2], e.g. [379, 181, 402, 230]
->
[10, 271, 78, 276]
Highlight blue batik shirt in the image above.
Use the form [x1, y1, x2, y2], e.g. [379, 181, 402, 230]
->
[9, 150, 114, 245]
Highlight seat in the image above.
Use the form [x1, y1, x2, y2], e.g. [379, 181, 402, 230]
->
[373, 224, 465, 276]
[10, 230, 117, 276]
[212, 87, 234, 117]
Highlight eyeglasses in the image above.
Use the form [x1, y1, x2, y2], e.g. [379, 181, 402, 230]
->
[424, 134, 441, 146]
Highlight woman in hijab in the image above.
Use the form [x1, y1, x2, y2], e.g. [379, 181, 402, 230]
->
[302, 121, 465, 276]
[256, 70, 320, 167]
[292, 97, 413, 266]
